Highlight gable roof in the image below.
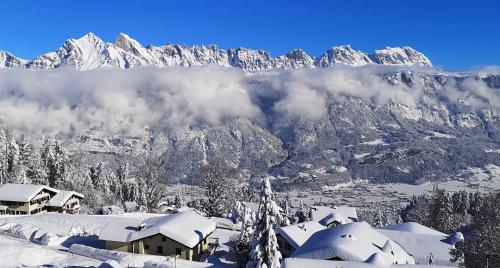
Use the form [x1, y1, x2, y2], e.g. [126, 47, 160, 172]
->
[46, 190, 84, 207]
[291, 222, 414, 264]
[0, 183, 59, 202]
[310, 206, 358, 223]
[129, 211, 216, 248]
[276, 221, 326, 249]
[98, 217, 144, 243]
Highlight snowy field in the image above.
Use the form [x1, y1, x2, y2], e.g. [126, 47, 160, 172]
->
[0, 235, 101, 267]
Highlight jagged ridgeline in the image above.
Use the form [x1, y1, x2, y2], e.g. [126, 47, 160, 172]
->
[1, 33, 500, 189]
[0, 32, 432, 70]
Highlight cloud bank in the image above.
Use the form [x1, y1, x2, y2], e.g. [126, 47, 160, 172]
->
[0, 65, 497, 136]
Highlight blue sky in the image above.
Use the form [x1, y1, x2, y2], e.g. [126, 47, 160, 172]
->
[0, 0, 498, 70]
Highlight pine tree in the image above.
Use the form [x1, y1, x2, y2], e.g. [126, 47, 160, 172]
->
[428, 188, 454, 233]
[41, 137, 69, 188]
[451, 193, 500, 267]
[231, 203, 254, 267]
[0, 130, 7, 184]
[201, 161, 237, 217]
[247, 176, 282, 268]
[373, 209, 385, 227]
[6, 133, 19, 182]
[136, 159, 167, 212]
[112, 162, 137, 212]
[174, 192, 184, 208]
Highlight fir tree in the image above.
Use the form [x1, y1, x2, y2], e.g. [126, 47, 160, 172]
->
[231, 203, 254, 267]
[428, 188, 454, 233]
[201, 161, 237, 217]
[0, 130, 7, 184]
[247, 176, 282, 268]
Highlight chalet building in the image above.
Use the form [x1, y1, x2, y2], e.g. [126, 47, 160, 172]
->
[291, 222, 415, 264]
[99, 211, 216, 261]
[309, 205, 358, 227]
[46, 191, 84, 214]
[0, 184, 59, 215]
[275, 221, 325, 258]
[0, 183, 84, 215]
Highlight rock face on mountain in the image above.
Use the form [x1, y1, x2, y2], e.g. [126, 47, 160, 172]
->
[2, 33, 433, 72]
[0, 50, 26, 68]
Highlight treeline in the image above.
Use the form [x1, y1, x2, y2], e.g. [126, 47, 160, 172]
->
[400, 186, 500, 267]
[0, 130, 69, 187]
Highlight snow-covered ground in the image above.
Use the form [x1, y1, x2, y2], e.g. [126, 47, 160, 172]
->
[0, 234, 101, 267]
[0, 212, 239, 268]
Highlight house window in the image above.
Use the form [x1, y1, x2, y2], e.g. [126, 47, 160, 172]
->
[144, 244, 150, 250]
[157, 246, 163, 254]
[175, 248, 182, 256]
[162, 236, 166, 242]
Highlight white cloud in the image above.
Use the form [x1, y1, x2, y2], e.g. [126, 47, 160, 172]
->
[0, 64, 498, 135]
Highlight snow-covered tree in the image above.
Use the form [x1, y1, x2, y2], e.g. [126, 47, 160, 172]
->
[6, 132, 19, 177]
[0, 130, 8, 184]
[41, 137, 69, 188]
[230, 203, 254, 267]
[295, 200, 309, 223]
[136, 159, 168, 212]
[173, 192, 184, 208]
[373, 209, 385, 227]
[111, 162, 138, 212]
[247, 176, 282, 268]
[451, 192, 500, 267]
[428, 188, 454, 233]
[201, 161, 237, 217]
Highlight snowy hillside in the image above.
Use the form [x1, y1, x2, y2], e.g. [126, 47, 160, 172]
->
[0, 33, 433, 71]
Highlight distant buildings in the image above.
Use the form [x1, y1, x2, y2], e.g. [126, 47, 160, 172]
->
[0, 184, 83, 215]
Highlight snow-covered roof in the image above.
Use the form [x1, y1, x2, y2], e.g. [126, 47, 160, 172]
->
[310, 205, 358, 223]
[291, 221, 414, 264]
[0, 205, 8, 210]
[99, 218, 144, 243]
[319, 212, 347, 226]
[0, 184, 59, 202]
[46, 191, 84, 207]
[378, 228, 455, 266]
[282, 258, 454, 268]
[129, 211, 216, 248]
[276, 221, 326, 249]
[382, 222, 447, 236]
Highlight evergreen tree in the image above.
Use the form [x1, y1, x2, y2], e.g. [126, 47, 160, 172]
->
[231, 203, 254, 267]
[247, 176, 282, 268]
[428, 188, 454, 233]
[451, 193, 500, 267]
[201, 161, 237, 217]
[41, 137, 69, 188]
[6, 133, 19, 175]
[174, 192, 184, 208]
[111, 162, 137, 212]
[0, 130, 7, 184]
[373, 209, 385, 227]
[136, 159, 167, 212]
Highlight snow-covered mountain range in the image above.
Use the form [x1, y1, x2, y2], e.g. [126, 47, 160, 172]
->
[0, 33, 432, 72]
